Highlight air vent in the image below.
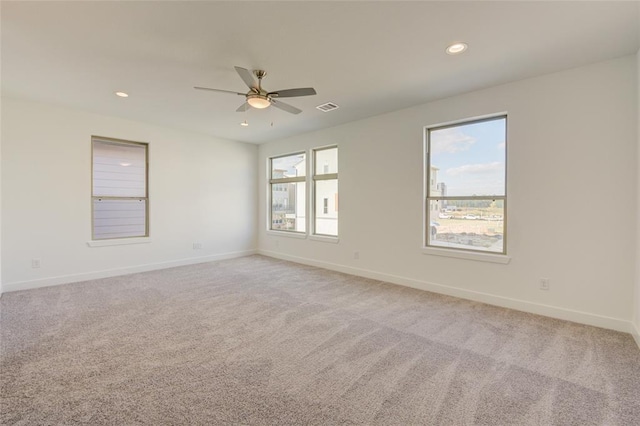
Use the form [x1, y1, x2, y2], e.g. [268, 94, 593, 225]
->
[316, 102, 340, 112]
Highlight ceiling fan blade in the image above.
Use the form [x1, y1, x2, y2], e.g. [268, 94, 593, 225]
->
[268, 88, 317, 98]
[234, 66, 257, 89]
[271, 99, 302, 115]
[194, 86, 244, 96]
[236, 102, 250, 112]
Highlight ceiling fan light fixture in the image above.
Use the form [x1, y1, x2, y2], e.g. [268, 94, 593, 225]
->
[247, 94, 271, 109]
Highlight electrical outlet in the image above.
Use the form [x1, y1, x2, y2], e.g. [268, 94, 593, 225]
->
[31, 258, 41, 268]
[192, 243, 202, 250]
[275, 240, 280, 248]
[540, 278, 550, 291]
[354, 251, 360, 260]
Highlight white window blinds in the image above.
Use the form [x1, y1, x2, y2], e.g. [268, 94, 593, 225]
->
[92, 138, 148, 240]
[93, 141, 146, 197]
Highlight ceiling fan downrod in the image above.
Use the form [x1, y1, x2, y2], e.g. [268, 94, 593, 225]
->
[254, 70, 266, 93]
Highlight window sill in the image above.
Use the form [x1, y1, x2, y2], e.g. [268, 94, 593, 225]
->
[87, 237, 151, 247]
[309, 235, 339, 244]
[422, 247, 510, 264]
[266, 230, 307, 239]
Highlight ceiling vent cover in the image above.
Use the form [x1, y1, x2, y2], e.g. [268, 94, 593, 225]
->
[316, 102, 340, 112]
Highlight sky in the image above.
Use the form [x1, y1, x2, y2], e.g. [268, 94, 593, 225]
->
[429, 117, 506, 196]
[272, 148, 338, 177]
[272, 153, 306, 177]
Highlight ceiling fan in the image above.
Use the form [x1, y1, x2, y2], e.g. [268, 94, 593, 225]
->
[195, 66, 317, 115]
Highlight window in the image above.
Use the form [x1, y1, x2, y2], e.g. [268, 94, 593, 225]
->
[313, 146, 338, 237]
[425, 115, 506, 254]
[92, 137, 148, 240]
[270, 152, 306, 233]
[269, 147, 339, 238]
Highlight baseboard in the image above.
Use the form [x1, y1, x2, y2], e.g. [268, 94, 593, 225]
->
[3, 249, 257, 293]
[632, 321, 640, 350]
[259, 249, 633, 335]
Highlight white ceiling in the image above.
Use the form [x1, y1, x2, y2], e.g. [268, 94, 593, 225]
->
[2, 1, 639, 144]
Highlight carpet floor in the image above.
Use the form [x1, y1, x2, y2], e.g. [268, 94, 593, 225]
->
[1, 255, 639, 425]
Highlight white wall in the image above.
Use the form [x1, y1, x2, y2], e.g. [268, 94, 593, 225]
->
[0, 95, 2, 296]
[258, 55, 638, 332]
[635, 49, 640, 342]
[0, 4, 3, 295]
[1, 98, 257, 291]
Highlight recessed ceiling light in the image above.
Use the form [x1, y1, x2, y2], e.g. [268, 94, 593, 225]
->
[115, 91, 129, 98]
[446, 42, 468, 55]
[240, 120, 249, 127]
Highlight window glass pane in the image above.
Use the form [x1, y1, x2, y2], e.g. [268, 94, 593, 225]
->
[315, 179, 338, 236]
[429, 118, 505, 197]
[93, 199, 147, 239]
[93, 140, 146, 197]
[428, 199, 504, 253]
[272, 153, 306, 178]
[315, 147, 338, 175]
[271, 182, 306, 232]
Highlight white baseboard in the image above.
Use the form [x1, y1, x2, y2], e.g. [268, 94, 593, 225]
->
[3, 249, 257, 293]
[259, 249, 634, 335]
[632, 321, 640, 350]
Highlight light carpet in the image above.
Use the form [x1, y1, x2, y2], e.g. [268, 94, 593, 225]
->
[1, 255, 639, 425]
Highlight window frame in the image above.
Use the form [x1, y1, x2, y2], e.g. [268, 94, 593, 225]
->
[269, 151, 307, 234]
[424, 114, 507, 256]
[312, 145, 338, 238]
[91, 136, 149, 241]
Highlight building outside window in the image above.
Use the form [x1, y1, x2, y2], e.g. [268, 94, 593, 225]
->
[92, 136, 148, 240]
[269, 147, 338, 237]
[425, 115, 506, 254]
[270, 152, 306, 232]
[313, 146, 338, 237]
